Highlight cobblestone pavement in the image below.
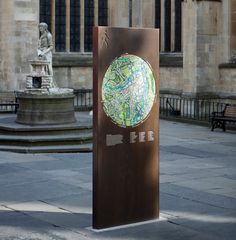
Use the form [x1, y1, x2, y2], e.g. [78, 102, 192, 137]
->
[0, 118, 235, 240]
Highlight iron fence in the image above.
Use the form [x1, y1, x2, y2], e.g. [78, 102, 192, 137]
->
[0, 91, 18, 113]
[0, 90, 93, 113]
[73, 90, 232, 123]
[74, 89, 93, 111]
[1, 89, 235, 125]
[160, 97, 228, 122]
[0, 103, 18, 113]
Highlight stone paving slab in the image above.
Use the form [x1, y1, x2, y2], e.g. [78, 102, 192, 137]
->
[161, 145, 226, 158]
[0, 210, 88, 240]
[0, 169, 52, 187]
[0, 118, 235, 239]
[0, 179, 83, 205]
[170, 213, 236, 240]
[160, 183, 236, 210]
[43, 192, 92, 214]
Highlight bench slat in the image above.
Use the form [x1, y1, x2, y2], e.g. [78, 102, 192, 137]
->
[225, 106, 236, 118]
[211, 104, 236, 131]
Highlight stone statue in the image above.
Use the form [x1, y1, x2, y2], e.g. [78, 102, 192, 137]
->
[37, 22, 53, 76]
[16, 22, 75, 126]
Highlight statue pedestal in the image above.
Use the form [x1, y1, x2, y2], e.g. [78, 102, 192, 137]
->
[16, 58, 76, 125]
[16, 89, 76, 125]
[26, 60, 55, 89]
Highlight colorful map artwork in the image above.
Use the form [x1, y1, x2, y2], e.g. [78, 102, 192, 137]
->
[102, 54, 156, 128]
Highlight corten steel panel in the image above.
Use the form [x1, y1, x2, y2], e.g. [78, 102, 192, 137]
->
[93, 26, 159, 229]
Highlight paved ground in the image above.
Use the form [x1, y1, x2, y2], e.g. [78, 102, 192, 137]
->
[0, 117, 235, 240]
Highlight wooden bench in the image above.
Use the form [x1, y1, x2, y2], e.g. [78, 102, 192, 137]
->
[211, 104, 236, 131]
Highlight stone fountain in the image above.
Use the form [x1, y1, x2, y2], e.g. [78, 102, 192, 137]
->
[16, 22, 76, 125]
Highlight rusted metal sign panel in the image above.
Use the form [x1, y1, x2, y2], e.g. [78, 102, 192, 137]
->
[93, 26, 159, 229]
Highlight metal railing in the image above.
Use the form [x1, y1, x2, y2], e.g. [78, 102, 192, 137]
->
[0, 91, 18, 113]
[74, 89, 93, 111]
[1, 89, 234, 125]
[0, 103, 18, 113]
[73, 90, 231, 123]
[160, 97, 227, 122]
[0, 90, 93, 113]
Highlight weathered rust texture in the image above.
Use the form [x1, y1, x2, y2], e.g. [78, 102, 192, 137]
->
[93, 26, 160, 229]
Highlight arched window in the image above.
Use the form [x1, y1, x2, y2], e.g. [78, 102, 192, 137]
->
[40, 0, 108, 53]
[155, 0, 182, 52]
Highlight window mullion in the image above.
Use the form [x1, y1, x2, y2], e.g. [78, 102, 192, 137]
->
[161, 0, 165, 51]
[80, 0, 84, 53]
[94, 0, 98, 26]
[66, 0, 70, 52]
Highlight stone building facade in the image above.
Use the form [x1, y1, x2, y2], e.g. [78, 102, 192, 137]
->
[0, 0, 235, 101]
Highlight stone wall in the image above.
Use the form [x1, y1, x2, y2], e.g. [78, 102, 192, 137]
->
[218, 65, 236, 97]
[182, 0, 232, 95]
[52, 64, 183, 93]
[159, 67, 183, 94]
[0, 0, 235, 102]
[54, 66, 93, 89]
[0, 0, 38, 91]
[197, 1, 222, 93]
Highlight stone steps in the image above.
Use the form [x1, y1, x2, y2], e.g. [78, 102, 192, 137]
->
[0, 113, 93, 153]
[0, 143, 92, 153]
[0, 126, 92, 136]
[0, 132, 92, 146]
[0, 116, 92, 136]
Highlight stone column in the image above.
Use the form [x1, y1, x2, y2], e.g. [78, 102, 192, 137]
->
[131, 0, 155, 28]
[221, 0, 231, 62]
[231, 0, 236, 58]
[182, 0, 222, 97]
[142, 0, 155, 28]
[132, 0, 143, 27]
[0, 0, 39, 91]
[160, 0, 165, 51]
[0, 0, 16, 90]
[108, 0, 129, 27]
